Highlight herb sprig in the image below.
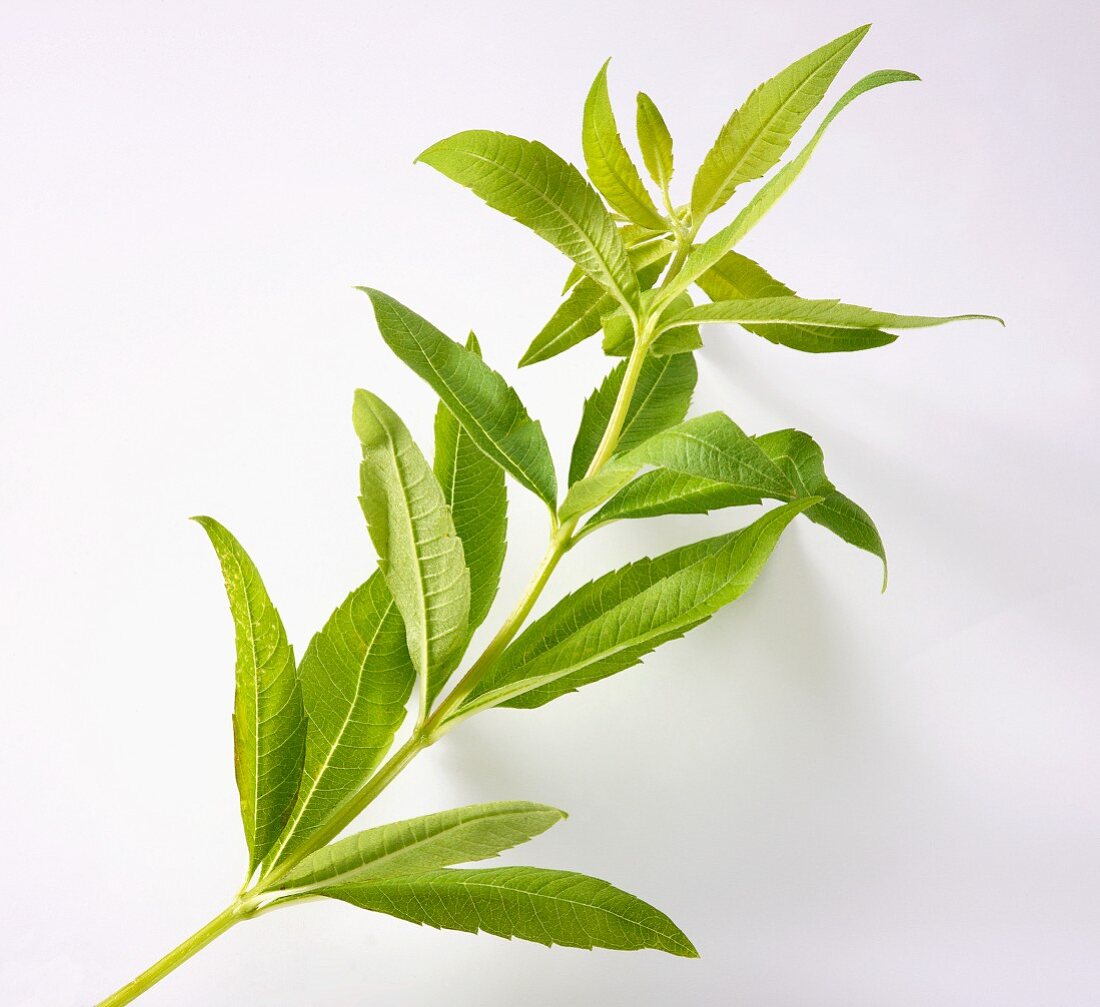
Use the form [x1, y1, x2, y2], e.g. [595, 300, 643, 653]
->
[96, 25, 1000, 1005]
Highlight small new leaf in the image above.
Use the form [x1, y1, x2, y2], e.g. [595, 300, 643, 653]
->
[520, 237, 673, 366]
[193, 517, 305, 876]
[323, 866, 698, 956]
[354, 391, 471, 709]
[583, 61, 668, 230]
[636, 92, 674, 191]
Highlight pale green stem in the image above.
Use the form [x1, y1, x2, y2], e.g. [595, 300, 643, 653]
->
[95, 904, 243, 1007]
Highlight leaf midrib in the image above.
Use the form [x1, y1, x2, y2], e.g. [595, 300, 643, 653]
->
[389, 306, 542, 500]
[352, 872, 691, 949]
[287, 809, 535, 890]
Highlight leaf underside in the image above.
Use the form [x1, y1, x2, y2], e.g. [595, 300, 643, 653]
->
[696, 252, 896, 352]
[354, 390, 471, 706]
[278, 800, 566, 890]
[193, 517, 305, 875]
[324, 866, 699, 957]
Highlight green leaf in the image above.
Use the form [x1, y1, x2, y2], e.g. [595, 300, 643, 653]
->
[636, 92, 674, 190]
[193, 517, 304, 875]
[322, 866, 698, 956]
[363, 289, 557, 506]
[274, 801, 566, 891]
[721, 70, 920, 248]
[696, 252, 896, 352]
[561, 411, 792, 521]
[662, 297, 1003, 336]
[434, 333, 508, 631]
[519, 238, 673, 366]
[417, 130, 639, 310]
[756, 429, 887, 588]
[465, 501, 813, 712]
[806, 492, 888, 590]
[583, 61, 667, 230]
[353, 390, 471, 709]
[569, 353, 697, 485]
[690, 24, 869, 223]
[753, 428, 832, 496]
[264, 573, 416, 869]
[667, 69, 918, 300]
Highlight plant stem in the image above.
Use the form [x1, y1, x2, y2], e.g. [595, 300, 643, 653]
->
[95, 904, 243, 1007]
[97, 302, 659, 1006]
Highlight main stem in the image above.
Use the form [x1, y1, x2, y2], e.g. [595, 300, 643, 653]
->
[96, 904, 242, 1007]
[97, 292, 664, 1007]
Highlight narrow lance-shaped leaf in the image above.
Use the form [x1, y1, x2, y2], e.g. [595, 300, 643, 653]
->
[322, 866, 698, 957]
[354, 390, 471, 710]
[462, 501, 813, 714]
[193, 517, 305, 875]
[263, 573, 416, 868]
[690, 24, 869, 223]
[636, 91, 674, 191]
[363, 289, 557, 507]
[723, 70, 920, 249]
[583, 61, 667, 230]
[273, 801, 566, 891]
[697, 252, 896, 353]
[667, 69, 919, 300]
[569, 352, 698, 485]
[661, 297, 1003, 336]
[417, 130, 640, 310]
[434, 332, 508, 631]
[520, 238, 673, 367]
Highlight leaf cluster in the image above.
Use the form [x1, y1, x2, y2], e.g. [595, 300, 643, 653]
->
[101, 25, 1002, 1005]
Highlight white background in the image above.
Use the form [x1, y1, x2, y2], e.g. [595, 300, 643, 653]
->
[3, 2, 1098, 1005]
